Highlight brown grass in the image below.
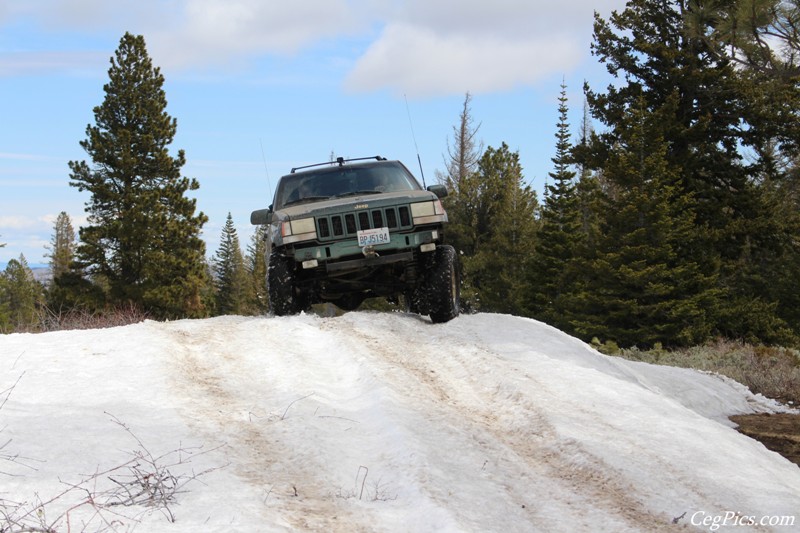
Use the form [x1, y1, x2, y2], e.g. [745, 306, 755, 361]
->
[614, 340, 800, 406]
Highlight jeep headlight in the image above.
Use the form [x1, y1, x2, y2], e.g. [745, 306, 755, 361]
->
[281, 217, 317, 243]
[411, 200, 447, 225]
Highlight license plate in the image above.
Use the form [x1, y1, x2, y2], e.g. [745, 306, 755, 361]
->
[357, 227, 390, 247]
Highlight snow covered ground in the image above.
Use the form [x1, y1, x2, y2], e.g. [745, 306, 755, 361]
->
[1, 312, 798, 532]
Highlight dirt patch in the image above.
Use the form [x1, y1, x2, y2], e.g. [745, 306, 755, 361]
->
[730, 413, 800, 467]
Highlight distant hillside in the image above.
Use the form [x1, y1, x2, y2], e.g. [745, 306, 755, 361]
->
[0, 263, 51, 283]
[30, 266, 52, 283]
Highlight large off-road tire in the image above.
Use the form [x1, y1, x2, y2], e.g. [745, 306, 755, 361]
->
[268, 251, 298, 316]
[427, 245, 460, 324]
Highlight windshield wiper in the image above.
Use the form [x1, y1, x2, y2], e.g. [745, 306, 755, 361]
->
[282, 195, 331, 207]
[335, 190, 382, 198]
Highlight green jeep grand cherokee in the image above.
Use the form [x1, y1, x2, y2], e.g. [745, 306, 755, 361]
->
[250, 156, 460, 323]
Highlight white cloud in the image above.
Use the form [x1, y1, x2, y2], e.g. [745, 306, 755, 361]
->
[0, 50, 107, 77]
[13, 0, 174, 31]
[344, 23, 581, 97]
[383, 0, 584, 39]
[147, 0, 364, 70]
[0, 214, 78, 232]
[0, 215, 43, 231]
[343, 0, 627, 97]
[1, 0, 365, 73]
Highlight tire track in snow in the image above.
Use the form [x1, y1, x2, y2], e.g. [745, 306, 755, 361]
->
[164, 318, 371, 533]
[325, 313, 675, 531]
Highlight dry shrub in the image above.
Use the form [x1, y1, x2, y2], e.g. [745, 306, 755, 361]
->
[34, 303, 149, 332]
[1, 410, 223, 532]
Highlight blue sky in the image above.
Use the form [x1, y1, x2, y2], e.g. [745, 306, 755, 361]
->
[0, 0, 624, 267]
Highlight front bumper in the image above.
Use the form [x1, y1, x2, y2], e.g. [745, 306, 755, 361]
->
[325, 251, 415, 273]
[289, 228, 440, 268]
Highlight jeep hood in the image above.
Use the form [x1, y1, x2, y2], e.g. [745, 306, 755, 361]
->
[278, 189, 438, 220]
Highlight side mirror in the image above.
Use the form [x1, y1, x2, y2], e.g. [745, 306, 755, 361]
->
[426, 184, 448, 199]
[250, 208, 272, 225]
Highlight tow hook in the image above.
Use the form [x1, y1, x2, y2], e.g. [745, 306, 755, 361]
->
[362, 245, 379, 258]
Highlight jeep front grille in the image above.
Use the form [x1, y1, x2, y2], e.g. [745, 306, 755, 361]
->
[358, 212, 370, 230]
[315, 205, 413, 241]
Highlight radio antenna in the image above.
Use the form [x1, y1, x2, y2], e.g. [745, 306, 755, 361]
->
[404, 94, 426, 188]
[259, 138, 273, 200]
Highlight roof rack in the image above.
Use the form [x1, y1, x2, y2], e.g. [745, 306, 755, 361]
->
[291, 155, 387, 174]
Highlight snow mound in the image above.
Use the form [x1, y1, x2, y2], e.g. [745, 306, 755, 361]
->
[1, 312, 798, 532]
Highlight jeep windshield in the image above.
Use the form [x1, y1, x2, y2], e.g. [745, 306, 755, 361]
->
[274, 161, 421, 210]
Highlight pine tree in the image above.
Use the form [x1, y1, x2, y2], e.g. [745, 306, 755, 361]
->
[436, 92, 484, 259]
[246, 225, 269, 314]
[437, 92, 484, 192]
[46, 211, 76, 309]
[767, 160, 800, 335]
[0, 281, 7, 332]
[684, 0, 800, 342]
[69, 33, 209, 319]
[0, 255, 45, 331]
[574, 95, 605, 256]
[570, 96, 719, 347]
[528, 82, 582, 327]
[46, 212, 75, 279]
[582, 0, 797, 343]
[212, 213, 249, 315]
[585, 0, 749, 231]
[0, 238, 6, 329]
[433, 93, 489, 312]
[45, 211, 101, 311]
[461, 143, 538, 314]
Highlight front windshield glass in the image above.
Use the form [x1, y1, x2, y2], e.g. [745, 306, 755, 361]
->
[274, 162, 421, 209]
